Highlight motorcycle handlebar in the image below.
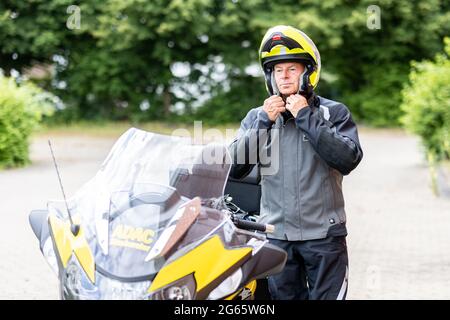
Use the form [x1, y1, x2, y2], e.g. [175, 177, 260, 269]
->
[232, 217, 275, 234]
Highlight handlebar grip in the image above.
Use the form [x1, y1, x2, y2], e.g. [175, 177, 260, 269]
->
[265, 224, 275, 234]
[233, 218, 275, 233]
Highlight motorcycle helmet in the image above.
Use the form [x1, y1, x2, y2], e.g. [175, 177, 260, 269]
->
[259, 25, 321, 97]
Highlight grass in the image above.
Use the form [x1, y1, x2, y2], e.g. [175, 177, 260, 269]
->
[34, 120, 240, 140]
[33, 121, 239, 143]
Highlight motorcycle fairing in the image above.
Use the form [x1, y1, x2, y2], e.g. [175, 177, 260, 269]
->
[48, 214, 96, 283]
[149, 234, 252, 300]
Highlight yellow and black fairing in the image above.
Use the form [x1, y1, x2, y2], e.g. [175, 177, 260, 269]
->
[30, 204, 99, 299]
[147, 203, 287, 300]
[148, 233, 253, 300]
[47, 213, 96, 299]
[226, 241, 287, 300]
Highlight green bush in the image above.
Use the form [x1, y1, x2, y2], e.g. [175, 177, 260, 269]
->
[0, 76, 55, 168]
[400, 38, 450, 161]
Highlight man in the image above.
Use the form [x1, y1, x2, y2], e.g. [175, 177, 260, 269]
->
[229, 25, 363, 300]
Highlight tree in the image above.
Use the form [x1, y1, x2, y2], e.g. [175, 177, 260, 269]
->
[1, 0, 449, 125]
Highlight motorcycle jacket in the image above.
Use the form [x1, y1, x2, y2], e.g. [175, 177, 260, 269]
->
[229, 95, 363, 240]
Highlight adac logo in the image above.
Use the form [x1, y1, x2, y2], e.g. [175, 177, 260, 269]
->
[111, 224, 155, 252]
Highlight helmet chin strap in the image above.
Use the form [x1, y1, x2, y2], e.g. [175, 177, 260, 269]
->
[270, 71, 280, 97]
[298, 64, 315, 98]
[297, 68, 307, 96]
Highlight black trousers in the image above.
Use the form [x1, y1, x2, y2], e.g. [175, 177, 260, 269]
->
[267, 236, 349, 300]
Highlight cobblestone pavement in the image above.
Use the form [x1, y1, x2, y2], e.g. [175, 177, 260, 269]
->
[0, 129, 449, 299]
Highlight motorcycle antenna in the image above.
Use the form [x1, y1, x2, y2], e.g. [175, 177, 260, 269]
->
[48, 140, 80, 236]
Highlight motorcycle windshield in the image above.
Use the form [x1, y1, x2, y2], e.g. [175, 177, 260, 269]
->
[47, 128, 232, 279]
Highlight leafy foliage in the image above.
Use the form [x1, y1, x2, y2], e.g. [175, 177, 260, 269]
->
[0, 76, 55, 168]
[401, 38, 450, 161]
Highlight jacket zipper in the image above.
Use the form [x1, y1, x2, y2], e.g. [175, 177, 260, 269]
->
[296, 124, 303, 240]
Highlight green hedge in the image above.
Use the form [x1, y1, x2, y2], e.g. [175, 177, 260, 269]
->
[0, 76, 55, 168]
[400, 38, 450, 162]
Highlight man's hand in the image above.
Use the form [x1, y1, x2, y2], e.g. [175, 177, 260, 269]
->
[263, 95, 286, 122]
[286, 94, 308, 118]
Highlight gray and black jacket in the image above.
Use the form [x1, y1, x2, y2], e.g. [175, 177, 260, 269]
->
[229, 95, 363, 241]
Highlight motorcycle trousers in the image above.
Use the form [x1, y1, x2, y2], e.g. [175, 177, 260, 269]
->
[267, 236, 349, 300]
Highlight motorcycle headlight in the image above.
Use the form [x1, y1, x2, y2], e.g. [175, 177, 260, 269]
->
[150, 273, 197, 300]
[63, 256, 153, 300]
[97, 276, 152, 300]
[207, 268, 243, 300]
[63, 256, 99, 299]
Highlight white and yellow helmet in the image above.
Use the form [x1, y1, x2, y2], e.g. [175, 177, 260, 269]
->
[259, 25, 321, 96]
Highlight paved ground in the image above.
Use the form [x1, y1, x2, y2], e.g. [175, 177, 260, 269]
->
[0, 128, 449, 299]
[345, 129, 450, 299]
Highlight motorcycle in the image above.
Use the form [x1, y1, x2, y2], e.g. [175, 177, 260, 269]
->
[29, 128, 287, 300]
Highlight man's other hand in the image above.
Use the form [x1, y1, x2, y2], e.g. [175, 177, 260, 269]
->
[286, 94, 308, 118]
[263, 95, 286, 122]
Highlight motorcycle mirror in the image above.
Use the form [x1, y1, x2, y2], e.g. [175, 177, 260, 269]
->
[29, 209, 47, 240]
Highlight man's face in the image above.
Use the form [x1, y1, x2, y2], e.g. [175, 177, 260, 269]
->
[273, 62, 305, 96]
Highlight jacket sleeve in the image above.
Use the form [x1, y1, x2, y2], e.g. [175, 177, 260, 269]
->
[295, 103, 363, 175]
[228, 108, 273, 180]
